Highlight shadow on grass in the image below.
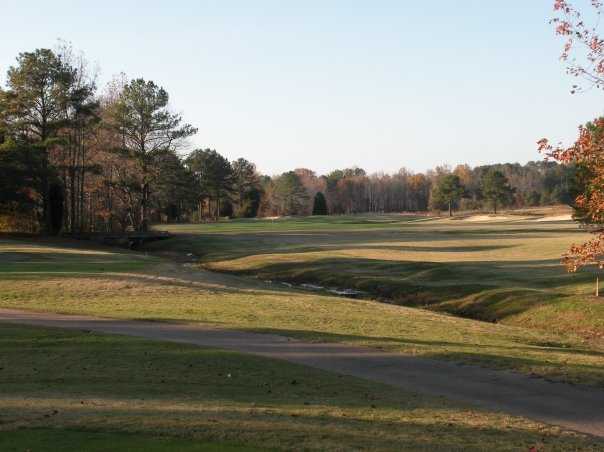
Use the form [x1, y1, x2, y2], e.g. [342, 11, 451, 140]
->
[5, 324, 594, 451]
[147, 222, 583, 261]
[3, 406, 589, 452]
[214, 255, 590, 318]
[0, 428, 254, 452]
[246, 327, 604, 360]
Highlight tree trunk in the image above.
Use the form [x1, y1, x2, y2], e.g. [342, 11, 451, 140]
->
[140, 182, 149, 232]
[448, 201, 452, 217]
[79, 170, 85, 232]
[69, 167, 76, 233]
[41, 148, 52, 234]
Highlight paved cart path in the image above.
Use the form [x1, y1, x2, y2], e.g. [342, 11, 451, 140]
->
[1, 307, 603, 438]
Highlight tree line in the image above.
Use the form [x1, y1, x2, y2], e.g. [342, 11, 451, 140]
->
[261, 161, 575, 217]
[0, 46, 578, 233]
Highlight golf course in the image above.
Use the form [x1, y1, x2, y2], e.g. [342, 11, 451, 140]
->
[2, 210, 604, 450]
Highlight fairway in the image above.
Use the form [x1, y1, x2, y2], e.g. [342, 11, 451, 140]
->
[0, 238, 158, 275]
[152, 212, 604, 342]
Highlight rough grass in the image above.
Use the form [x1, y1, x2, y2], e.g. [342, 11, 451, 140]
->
[0, 429, 251, 452]
[2, 239, 604, 387]
[151, 213, 604, 343]
[0, 324, 600, 451]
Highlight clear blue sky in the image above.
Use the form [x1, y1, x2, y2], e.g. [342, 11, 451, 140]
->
[2, 1, 602, 175]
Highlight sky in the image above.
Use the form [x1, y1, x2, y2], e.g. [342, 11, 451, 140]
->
[2, 1, 603, 176]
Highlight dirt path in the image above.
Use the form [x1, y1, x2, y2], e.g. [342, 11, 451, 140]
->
[1, 308, 603, 438]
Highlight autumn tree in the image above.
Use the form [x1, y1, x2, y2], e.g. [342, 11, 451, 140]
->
[55, 44, 100, 233]
[108, 78, 196, 231]
[407, 173, 431, 211]
[551, 0, 604, 92]
[481, 170, 514, 214]
[539, 118, 604, 275]
[431, 174, 465, 216]
[537, 1, 604, 286]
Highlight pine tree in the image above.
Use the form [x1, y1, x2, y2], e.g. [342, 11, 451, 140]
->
[109, 78, 196, 230]
[312, 192, 328, 215]
[482, 170, 514, 214]
[431, 174, 465, 216]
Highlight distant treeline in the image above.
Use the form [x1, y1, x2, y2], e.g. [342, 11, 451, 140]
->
[0, 46, 577, 233]
[262, 161, 575, 217]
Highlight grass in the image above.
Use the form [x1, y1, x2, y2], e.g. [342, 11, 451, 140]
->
[0, 323, 600, 451]
[2, 237, 604, 387]
[0, 429, 251, 452]
[151, 212, 604, 343]
[0, 238, 157, 275]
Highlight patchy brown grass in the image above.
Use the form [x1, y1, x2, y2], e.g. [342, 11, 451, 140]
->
[1, 324, 600, 451]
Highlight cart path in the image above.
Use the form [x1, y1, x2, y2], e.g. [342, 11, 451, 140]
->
[1, 308, 603, 439]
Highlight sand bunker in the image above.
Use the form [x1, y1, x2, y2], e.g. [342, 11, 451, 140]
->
[463, 215, 515, 222]
[462, 213, 572, 222]
[535, 214, 572, 222]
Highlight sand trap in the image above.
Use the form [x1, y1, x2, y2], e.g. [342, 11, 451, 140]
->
[535, 214, 572, 222]
[463, 215, 515, 222]
[461, 213, 572, 222]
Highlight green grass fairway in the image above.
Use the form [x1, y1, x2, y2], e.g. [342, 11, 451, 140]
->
[1, 234, 604, 387]
[152, 212, 604, 343]
[0, 238, 158, 275]
[0, 324, 600, 451]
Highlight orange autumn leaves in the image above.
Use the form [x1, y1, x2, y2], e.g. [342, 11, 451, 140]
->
[552, 0, 604, 91]
[539, 120, 604, 272]
[543, 1, 604, 273]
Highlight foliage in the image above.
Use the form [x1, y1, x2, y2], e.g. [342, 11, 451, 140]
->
[237, 187, 262, 218]
[0, 142, 45, 212]
[270, 171, 309, 216]
[551, 0, 604, 92]
[0, 44, 584, 233]
[186, 149, 233, 220]
[231, 158, 260, 217]
[430, 174, 465, 216]
[0, 49, 74, 233]
[152, 151, 198, 222]
[54, 43, 100, 234]
[539, 118, 604, 271]
[540, 1, 604, 273]
[481, 170, 514, 214]
[312, 191, 328, 215]
[108, 78, 197, 230]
